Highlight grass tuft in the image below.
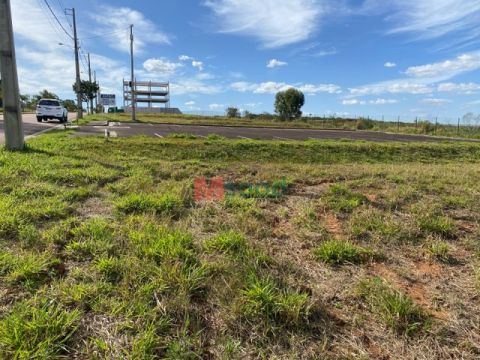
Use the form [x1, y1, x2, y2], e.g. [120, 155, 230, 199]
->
[0, 300, 80, 359]
[313, 240, 379, 265]
[357, 278, 429, 335]
[116, 193, 184, 217]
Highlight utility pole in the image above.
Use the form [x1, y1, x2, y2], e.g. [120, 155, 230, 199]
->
[66, 8, 82, 120]
[94, 70, 98, 112]
[0, 0, 24, 150]
[87, 53, 93, 114]
[130, 24, 136, 121]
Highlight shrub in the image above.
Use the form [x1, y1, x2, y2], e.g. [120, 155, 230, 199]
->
[313, 240, 378, 265]
[0, 300, 80, 359]
[275, 88, 305, 120]
[357, 278, 428, 335]
[356, 118, 375, 130]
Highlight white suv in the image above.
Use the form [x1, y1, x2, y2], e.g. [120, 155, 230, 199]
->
[36, 99, 68, 123]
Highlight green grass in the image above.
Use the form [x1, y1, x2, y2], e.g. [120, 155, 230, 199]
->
[313, 240, 379, 265]
[0, 131, 478, 357]
[357, 278, 429, 336]
[0, 300, 80, 359]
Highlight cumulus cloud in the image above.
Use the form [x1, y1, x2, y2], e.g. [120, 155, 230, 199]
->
[267, 59, 288, 68]
[143, 58, 183, 76]
[384, 62, 397, 68]
[406, 53, 480, 79]
[370, 98, 398, 105]
[342, 99, 366, 105]
[231, 81, 341, 94]
[204, 0, 324, 48]
[185, 101, 196, 106]
[179, 55, 193, 61]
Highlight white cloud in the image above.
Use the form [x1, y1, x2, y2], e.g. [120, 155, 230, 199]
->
[342, 99, 366, 105]
[11, 0, 130, 100]
[387, 0, 480, 46]
[192, 61, 204, 71]
[267, 59, 288, 68]
[406, 53, 480, 79]
[204, 0, 323, 48]
[209, 103, 225, 110]
[185, 101, 196, 106]
[89, 5, 170, 53]
[370, 98, 399, 105]
[349, 81, 433, 96]
[170, 79, 222, 95]
[384, 62, 397, 68]
[421, 98, 452, 105]
[143, 58, 183, 76]
[231, 81, 341, 94]
[437, 82, 480, 93]
[179, 55, 193, 61]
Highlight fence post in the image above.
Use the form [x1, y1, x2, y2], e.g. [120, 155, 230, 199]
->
[397, 116, 400, 133]
[457, 117, 460, 135]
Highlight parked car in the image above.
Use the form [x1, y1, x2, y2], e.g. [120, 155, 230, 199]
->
[36, 99, 68, 123]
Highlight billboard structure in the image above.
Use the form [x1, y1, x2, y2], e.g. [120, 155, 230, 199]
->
[123, 80, 181, 114]
[99, 94, 116, 107]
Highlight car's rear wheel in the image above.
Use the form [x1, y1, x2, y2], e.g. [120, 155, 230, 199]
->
[37, 116, 42, 122]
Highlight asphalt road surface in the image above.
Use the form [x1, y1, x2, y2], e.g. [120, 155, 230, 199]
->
[75, 122, 477, 143]
[0, 113, 76, 144]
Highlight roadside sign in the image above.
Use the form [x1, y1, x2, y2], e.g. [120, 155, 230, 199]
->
[100, 94, 116, 107]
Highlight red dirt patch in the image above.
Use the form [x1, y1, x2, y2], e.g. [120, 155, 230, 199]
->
[325, 213, 342, 238]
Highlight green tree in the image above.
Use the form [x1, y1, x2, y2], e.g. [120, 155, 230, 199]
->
[63, 100, 77, 112]
[73, 80, 99, 103]
[226, 107, 240, 118]
[274, 88, 305, 120]
[38, 89, 59, 100]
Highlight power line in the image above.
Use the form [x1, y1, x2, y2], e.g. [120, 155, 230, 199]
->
[36, 0, 69, 43]
[42, 0, 72, 39]
[56, 0, 72, 30]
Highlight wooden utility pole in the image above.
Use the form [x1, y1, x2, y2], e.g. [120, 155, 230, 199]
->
[130, 24, 136, 121]
[0, 0, 24, 150]
[88, 53, 93, 114]
[65, 8, 82, 120]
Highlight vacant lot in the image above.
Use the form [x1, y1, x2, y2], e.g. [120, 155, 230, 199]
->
[0, 132, 479, 359]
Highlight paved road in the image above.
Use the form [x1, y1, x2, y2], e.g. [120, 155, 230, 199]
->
[0, 113, 76, 144]
[75, 122, 477, 143]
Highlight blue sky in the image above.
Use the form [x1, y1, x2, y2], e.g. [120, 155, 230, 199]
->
[10, 0, 480, 122]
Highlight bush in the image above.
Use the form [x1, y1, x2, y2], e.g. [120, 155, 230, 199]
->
[356, 118, 375, 130]
[419, 121, 435, 134]
[226, 107, 240, 118]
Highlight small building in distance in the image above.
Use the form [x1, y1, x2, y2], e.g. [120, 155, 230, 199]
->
[123, 80, 182, 114]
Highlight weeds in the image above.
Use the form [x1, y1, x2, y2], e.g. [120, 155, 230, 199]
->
[357, 278, 429, 335]
[0, 300, 80, 359]
[323, 184, 367, 213]
[313, 240, 379, 265]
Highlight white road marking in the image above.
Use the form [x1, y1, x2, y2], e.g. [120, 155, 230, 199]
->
[154, 133, 164, 138]
[93, 126, 131, 129]
[110, 131, 118, 138]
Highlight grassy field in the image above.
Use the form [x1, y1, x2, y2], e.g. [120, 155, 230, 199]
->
[1, 131, 480, 358]
[85, 112, 480, 139]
